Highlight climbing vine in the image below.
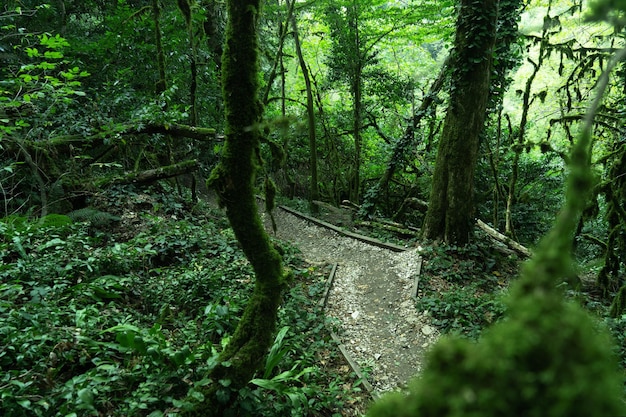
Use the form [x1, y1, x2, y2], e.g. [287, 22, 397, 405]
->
[368, 40, 626, 417]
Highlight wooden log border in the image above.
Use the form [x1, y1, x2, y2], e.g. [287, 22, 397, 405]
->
[277, 204, 408, 253]
[321, 263, 379, 400]
[258, 198, 426, 399]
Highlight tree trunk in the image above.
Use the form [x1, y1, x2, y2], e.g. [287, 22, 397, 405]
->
[350, 1, 363, 204]
[262, 0, 295, 106]
[505, 26, 549, 237]
[204, 0, 286, 410]
[97, 159, 199, 187]
[151, 0, 167, 97]
[352, 64, 363, 203]
[422, 0, 499, 244]
[289, 3, 319, 210]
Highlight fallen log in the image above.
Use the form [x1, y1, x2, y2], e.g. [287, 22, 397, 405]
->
[96, 159, 199, 187]
[404, 197, 429, 212]
[476, 219, 532, 258]
[340, 199, 361, 211]
[355, 220, 421, 237]
[17, 123, 217, 153]
[277, 204, 408, 252]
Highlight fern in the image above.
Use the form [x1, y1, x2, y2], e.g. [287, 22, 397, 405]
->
[67, 208, 120, 227]
[38, 214, 73, 228]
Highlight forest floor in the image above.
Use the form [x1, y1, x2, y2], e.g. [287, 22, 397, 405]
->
[256, 202, 443, 397]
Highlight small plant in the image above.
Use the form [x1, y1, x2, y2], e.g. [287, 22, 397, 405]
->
[418, 286, 507, 339]
[0, 188, 364, 416]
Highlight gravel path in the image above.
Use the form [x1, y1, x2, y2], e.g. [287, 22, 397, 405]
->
[261, 205, 440, 395]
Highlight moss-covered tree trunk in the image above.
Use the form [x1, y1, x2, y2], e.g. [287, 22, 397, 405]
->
[204, 0, 286, 408]
[151, 0, 167, 96]
[422, 0, 499, 244]
[368, 42, 626, 417]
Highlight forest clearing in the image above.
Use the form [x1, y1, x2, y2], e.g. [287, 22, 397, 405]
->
[2, 0, 626, 415]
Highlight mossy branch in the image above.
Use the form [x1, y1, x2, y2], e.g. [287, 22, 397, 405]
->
[96, 159, 199, 187]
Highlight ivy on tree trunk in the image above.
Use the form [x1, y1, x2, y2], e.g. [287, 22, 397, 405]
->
[422, 0, 499, 244]
[203, 0, 287, 411]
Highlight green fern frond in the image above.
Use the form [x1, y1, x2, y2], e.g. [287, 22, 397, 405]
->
[68, 207, 121, 227]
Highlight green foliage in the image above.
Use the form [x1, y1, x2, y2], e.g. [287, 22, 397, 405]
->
[0, 188, 361, 416]
[605, 313, 626, 371]
[368, 29, 626, 416]
[1, 213, 73, 240]
[418, 287, 506, 339]
[0, 33, 89, 140]
[421, 241, 505, 284]
[475, 141, 566, 245]
[417, 241, 510, 339]
[368, 296, 625, 417]
[587, 0, 626, 26]
[67, 207, 121, 227]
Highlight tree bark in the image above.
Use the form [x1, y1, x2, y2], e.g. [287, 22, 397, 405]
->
[422, 0, 499, 244]
[97, 159, 199, 187]
[204, 0, 286, 410]
[362, 55, 450, 216]
[289, 2, 319, 210]
[476, 219, 532, 257]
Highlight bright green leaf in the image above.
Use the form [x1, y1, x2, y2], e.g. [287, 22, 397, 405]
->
[17, 399, 31, 409]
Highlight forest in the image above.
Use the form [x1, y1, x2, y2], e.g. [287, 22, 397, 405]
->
[1, 0, 626, 415]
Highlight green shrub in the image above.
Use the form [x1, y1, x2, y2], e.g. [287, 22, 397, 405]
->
[0, 204, 360, 416]
[418, 286, 506, 339]
[369, 290, 625, 417]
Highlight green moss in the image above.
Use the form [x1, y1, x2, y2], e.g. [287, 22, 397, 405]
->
[610, 285, 626, 317]
[370, 25, 626, 417]
[199, 0, 286, 412]
[369, 293, 625, 417]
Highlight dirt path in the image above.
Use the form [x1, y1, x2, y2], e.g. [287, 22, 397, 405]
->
[260, 205, 440, 395]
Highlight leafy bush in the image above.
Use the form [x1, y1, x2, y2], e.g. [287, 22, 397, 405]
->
[418, 287, 507, 339]
[417, 241, 512, 339]
[0, 192, 361, 416]
[420, 240, 506, 287]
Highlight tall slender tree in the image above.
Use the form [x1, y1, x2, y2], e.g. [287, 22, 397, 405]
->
[203, 0, 288, 411]
[326, 0, 365, 203]
[289, 0, 319, 210]
[422, 0, 499, 244]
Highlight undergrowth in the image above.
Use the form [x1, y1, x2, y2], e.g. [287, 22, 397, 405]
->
[416, 237, 626, 396]
[0, 186, 363, 416]
[416, 239, 517, 339]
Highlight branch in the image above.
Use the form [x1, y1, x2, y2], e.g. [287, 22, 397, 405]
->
[476, 219, 532, 258]
[18, 123, 217, 152]
[96, 159, 199, 187]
